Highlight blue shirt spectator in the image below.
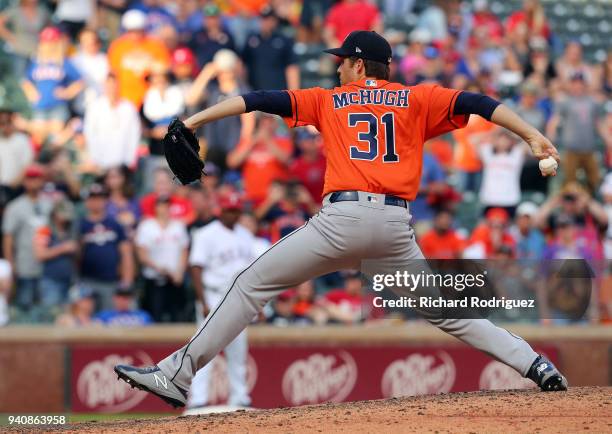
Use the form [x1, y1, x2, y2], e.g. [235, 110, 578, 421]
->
[411, 152, 446, 222]
[95, 288, 153, 326]
[26, 58, 81, 110]
[79, 215, 127, 282]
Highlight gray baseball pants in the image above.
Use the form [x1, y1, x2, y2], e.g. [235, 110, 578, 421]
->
[158, 192, 538, 391]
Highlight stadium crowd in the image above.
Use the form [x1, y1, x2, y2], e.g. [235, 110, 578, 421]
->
[0, 0, 610, 327]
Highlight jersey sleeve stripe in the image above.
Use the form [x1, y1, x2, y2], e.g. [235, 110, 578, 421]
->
[289, 90, 299, 127]
[447, 90, 462, 128]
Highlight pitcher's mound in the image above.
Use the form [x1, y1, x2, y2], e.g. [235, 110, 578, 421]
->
[53, 386, 612, 433]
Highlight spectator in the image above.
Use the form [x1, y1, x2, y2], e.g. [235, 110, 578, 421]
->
[104, 166, 141, 237]
[94, 286, 153, 326]
[0, 0, 51, 77]
[469, 0, 503, 46]
[467, 208, 516, 258]
[298, 0, 334, 43]
[135, 195, 188, 322]
[187, 183, 215, 236]
[97, 0, 130, 40]
[411, 150, 447, 229]
[53, 0, 96, 41]
[55, 284, 97, 327]
[515, 81, 548, 194]
[186, 49, 254, 171]
[140, 167, 195, 224]
[238, 212, 271, 256]
[131, 0, 177, 35]
[0, 252, 11, 326]
[107, 9, 170, 108]
[452, 112, 495, 193]
[419, 210, 466, 259]
[174, 0, 203, 45]
[289, 129, 326, 203]
[189, 4, 235, 68]
[265, 289, 296, 326]
[46, 147, 81, 200]
[71, 28, 109, 114]
[535, 183, 607, 265]
[523, 38, 556, 83]
[242, 6, 299, 91]
[21, 26, 84, 145]
[601, 174, 612, 259]
[227, 114, 292, 204]
[1, 164, 52, 313]
[417, 0, 448, 42]
[319, 270, 378, 324]
[323, 0, 382, 48]
[33, 199, 77, 312]
[505, 0, 550, 41]
[546, 73, 604, 194]
[555, 41, 595, 90]
[83, 73, 141, 171]
[170, 47, 198, 115]
[478, 128, 526, 217]
[543, 214, 596, 261]
[143, 64, 185, 175]
[292, 280, 327, 325]
[509, 202, 546, 260]
[78, 183, 134, 311]
[599, 102, 612, 170]
[255, 180, 315, 243]
[0, 108, 33, 205]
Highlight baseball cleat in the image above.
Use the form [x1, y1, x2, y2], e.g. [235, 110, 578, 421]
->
[527, 355, 568, 391]
[114, 364, 188, 408]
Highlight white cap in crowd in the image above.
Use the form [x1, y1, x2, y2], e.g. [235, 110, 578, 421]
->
[516, 202, 539, 218]
[122, 9, 147, 31]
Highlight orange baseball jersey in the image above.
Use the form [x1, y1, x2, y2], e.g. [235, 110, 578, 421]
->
[283, 79, 469, 201]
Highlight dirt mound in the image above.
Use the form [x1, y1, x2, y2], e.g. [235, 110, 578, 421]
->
[28, 387, 612, 433]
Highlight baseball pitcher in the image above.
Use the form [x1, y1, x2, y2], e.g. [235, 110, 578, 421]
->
[115, 31, 567, 408]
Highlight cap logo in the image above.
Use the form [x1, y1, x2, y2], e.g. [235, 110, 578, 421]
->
[355, 47, 362, 53]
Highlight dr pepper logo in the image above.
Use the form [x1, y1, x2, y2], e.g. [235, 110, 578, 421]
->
[282, 351, 357, 405]
[381, 351, 456, 397]
[76, 352, 154, 413]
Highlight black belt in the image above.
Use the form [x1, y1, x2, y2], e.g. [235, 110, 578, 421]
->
[329, 191, 407, 208]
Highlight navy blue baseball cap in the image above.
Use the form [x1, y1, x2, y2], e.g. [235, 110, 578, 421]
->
[324, 31, 392, 65]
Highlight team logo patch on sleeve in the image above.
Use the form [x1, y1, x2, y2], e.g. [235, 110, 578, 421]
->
[365, 79, 377, 87]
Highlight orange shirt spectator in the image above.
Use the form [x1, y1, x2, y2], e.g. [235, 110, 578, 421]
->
[468, 208, 516, 258]
[108, 10, 170, 108]
[419, 210, 465, 259]
[324, 0, 382, 46]
[420, 229, 466, 259]
[426, 138, 453, 172]
[452, 115, 495, 173]
[228, 115, 293, 204]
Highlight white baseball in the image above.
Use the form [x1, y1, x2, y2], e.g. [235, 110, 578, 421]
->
[538, 156, 558, 175]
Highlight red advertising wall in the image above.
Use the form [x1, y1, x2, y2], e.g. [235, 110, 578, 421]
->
[70, 344, 557, 413]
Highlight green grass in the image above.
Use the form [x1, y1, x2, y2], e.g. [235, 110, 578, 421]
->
[69, 413, 172, 423]
[0, 413, 174, 426]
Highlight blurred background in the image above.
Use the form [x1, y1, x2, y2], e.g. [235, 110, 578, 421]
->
[0, 0, 610, 419]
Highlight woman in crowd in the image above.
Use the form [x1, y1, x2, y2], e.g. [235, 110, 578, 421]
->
[33, 199, 77, 314]
[104, 166, 141, 239]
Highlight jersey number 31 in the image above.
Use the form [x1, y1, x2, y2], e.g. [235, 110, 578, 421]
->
[348, 112, 399, 163]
